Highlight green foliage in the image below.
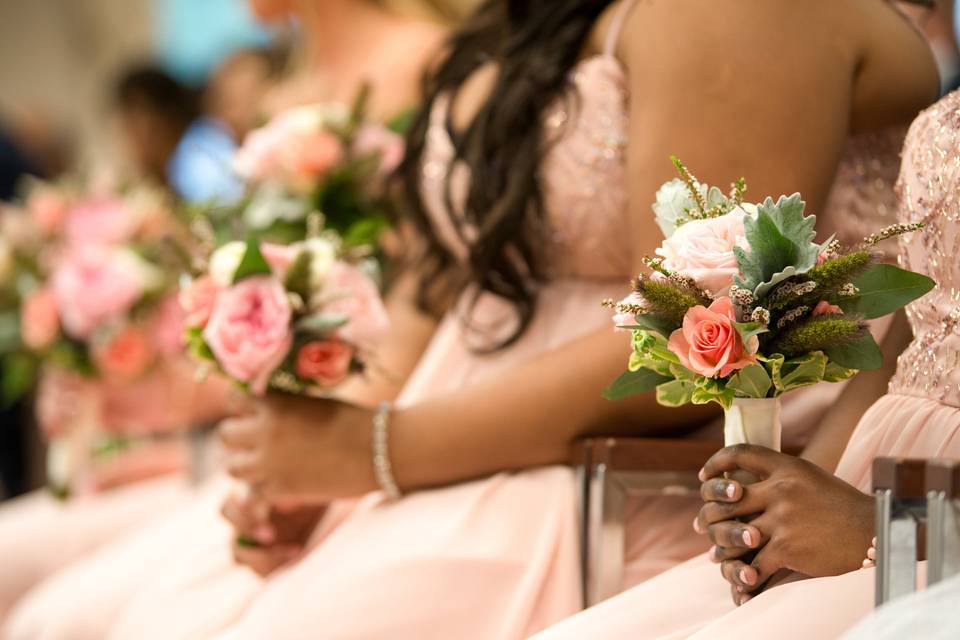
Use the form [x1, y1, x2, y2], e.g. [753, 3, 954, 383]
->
[656, 379, 696, 406]
[387, 107, 417, 135]
[284, 250, 313, 301]
[727, 364, 773, 398]
[1, 353, 37, 408]
[779, 352, 828, 392]
[823, 360, 857, 383]
[733, 194, 822, 297]
[824, 333, 882, 371]
[840, 263, 936, 319]
[733, 321, 768, 345]
[771, 316, 865, 358]
[185, 327, 215, 362]
[633, 313, 679, 339]
[807, 251, 873, 291]
[628, 330, 678, 377]
[639, 279, 701, 324]
[603, 368, 672, 401]
[295, 314, 349, 336]
[232, 237, 273, 283]
[690, 377, 735, 408]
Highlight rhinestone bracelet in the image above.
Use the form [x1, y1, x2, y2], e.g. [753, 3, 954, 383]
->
[372, 401, 402, 500]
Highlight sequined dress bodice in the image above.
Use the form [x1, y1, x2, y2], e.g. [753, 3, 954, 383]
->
[888, 91, 960, 408]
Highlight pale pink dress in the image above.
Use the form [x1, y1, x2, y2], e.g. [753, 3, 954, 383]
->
[533, 90, 960, 640]
[1, 3, 908, 637]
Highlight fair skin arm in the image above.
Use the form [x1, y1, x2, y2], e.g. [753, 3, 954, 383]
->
[220, 0, 882, 505]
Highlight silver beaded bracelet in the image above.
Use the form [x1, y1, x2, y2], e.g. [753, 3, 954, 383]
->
[372, 401, 402, 500]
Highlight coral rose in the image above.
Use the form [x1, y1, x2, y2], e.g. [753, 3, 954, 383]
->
[668, 297, 758, 378]
[203, 276, 292, 395]
[655, 207, 751, 296]
[27, 188, 68, 235]
[92, 325, 155, 380]
[295, 340, 353, 387]
[321, 261, 389, 346]
[21, 287, 60, 349]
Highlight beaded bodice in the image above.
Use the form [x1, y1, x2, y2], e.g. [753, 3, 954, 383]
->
[889, 90, 960, 408]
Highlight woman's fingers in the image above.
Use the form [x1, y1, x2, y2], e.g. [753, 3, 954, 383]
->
[225, 450, 265, 483]
[700, 478, 743, 502]
[221, 494, 275, 544]
[707, 521, 763, 553]
[719, 558, 758, 591]
[232, 543, 302, 577]
[218, 416, 261, 450]
[709, 544, 752, 563]
[697, 483, 769, 530]
[700, 444, 786, 482]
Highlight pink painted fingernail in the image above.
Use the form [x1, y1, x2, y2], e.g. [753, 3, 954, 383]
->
[693, 516, 702, 533]
[726, 483, 737, 499]
[698, 468, 706, 482]
[742, 529, 754, 546]
[739, 568, 754, 585]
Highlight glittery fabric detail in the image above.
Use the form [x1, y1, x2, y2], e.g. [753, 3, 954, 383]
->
[888, 90, 960, 408]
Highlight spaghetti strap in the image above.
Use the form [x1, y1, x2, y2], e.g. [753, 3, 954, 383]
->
[603, 0, 641, 58]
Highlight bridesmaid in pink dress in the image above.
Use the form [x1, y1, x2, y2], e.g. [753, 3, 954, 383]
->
[3, 2, 937, 639]
[533, 88, 960, 640]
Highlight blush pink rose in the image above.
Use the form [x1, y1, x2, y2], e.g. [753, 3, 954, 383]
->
[295, 340, 353, 387]
[151, 295, 187, 355]
[668, 297, 758, 378]
[179, 276, 220, 329]
[64, 198, 138, 245]
[21, 287, 60, 349]
[353, 124, 405, 177]
[27, 189, 68, 235]
[52, 247, 143, 339]
[261, 243, 301, 280]
[279, 129, 342, 192]
[203, 276, 292, 395]
[92, 325, 155, 380]
[322, 261, 389, 346]
[812, 300, 843, 316]
[655, 208, 749, 296]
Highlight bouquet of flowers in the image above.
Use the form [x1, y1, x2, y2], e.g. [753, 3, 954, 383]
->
[3, 179, 195, 496]
[199, 88, 405, 250]
[604, 158, 935, 449]
[181, 233, 389, 396]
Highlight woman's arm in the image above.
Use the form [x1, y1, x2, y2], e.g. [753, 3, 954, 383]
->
[800, 310, 913, 471]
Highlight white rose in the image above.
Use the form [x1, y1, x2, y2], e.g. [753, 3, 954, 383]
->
[209, 241, 247, 287]
[302, 237, 337, 289]
[655, 208, 750, 296]
[244, 182, 309, 229]
[652, 179, 699, 238]
[115, 247, 165, 293]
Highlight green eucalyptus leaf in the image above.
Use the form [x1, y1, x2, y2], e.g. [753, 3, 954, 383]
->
[284, 250, 313, 301]
[232, 237, 272, 283]
[727, 364, 773, 398]
[733, 321, 769, 345]
[296, 314, 350, 336]
[823, 360, 858, 382]
[779, 351, 828, 391]
[656, 379, 696, 407]
[839, 264, 936, 319]
[825, 333, 882, 371]
[635, 313, 679, 339]
[603, 368, 672, 401]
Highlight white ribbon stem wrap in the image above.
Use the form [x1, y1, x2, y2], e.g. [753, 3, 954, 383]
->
[723, 397, 782, 452]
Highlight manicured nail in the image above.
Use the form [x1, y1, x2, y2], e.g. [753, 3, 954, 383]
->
[726, 483, 737, 499]
[742, 529, 754, 546]
[698, 468, 706, 482]
[739, 568, 755, 585]
[693, 516, 701, 533]
[709, 545, 719, 560]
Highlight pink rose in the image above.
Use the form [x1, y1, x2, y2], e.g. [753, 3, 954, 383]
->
[322, 261, 389, 346]
[611, 291, 645, 329]
[668, 297, 758, 378]
[21, 287, 60, 349]
[655, 208, 749, 296]
[92, 326, 155, 380]
[203, 276, 292, 395]
[812, 300, 843, 316]
[295, 340, 353, 387]
[52, 246, 143, 339]
[64, 198, 138, 245]
[261, 242, 300, 280]
[27, 188, 68, 235]
[353, 124, 405, 178]
[279, 129, 342, 192]
[179, 276, 220, 329]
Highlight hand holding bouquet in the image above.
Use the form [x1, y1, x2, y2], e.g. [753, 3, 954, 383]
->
[605, 158, 935, 448]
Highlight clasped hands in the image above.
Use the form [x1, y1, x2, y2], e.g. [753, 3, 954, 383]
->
[693, 444, 876, 605]
[216, 393, 379, 576]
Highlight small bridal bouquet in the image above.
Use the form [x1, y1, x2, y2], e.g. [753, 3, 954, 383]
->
[181, 233, 388, 396]
[604, 158, 935, 449]
[201, 88, 405, 249]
